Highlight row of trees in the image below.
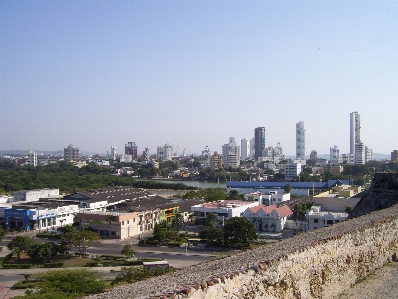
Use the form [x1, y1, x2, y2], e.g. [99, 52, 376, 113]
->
[7, 226, 101, 261]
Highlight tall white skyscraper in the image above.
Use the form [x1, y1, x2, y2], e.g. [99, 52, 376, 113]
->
[110, 146, 117, 160]
[296, 121, 305, 159]
[350, 112, 361, 156]
[240, 138, 250, 161]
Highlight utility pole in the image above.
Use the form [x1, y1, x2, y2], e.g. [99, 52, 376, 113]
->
[222, 216, 225, 246]
[184, 218, 188, 254]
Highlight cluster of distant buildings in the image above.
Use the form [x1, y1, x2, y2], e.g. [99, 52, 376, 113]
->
[2, 112, 398, 182]
[0, 179, 363, 238]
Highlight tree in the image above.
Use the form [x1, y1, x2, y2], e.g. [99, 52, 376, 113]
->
[227, 190, 243, 200]
[61, 228, 100, 257]
[27, 242, 58, 262]
[198, 212, 221, 242]
[121, 245, 136, 259]
[171, 213, 184, 233]
[0, 226, 8, 242]
[7, 236, 36, 260]
[153, 222, 168, 244]
[223, 217, 257, 247]
[284, 184, 292, 194]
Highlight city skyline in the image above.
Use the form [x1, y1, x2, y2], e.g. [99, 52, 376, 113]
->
[1, 1, 397, 156]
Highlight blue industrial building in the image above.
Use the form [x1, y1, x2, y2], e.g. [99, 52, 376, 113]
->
[226, 180, 349, 196]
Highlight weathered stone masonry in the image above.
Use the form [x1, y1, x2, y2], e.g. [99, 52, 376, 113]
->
[86, 203, 398, 299]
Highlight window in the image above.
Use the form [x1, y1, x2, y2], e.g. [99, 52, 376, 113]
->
[314, 219, 319, 223]
[327, 220, 333, 225]
[122, 221, 124, 225]
[127, 220, 130, 224]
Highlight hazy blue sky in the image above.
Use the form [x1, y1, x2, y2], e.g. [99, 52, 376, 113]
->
[1, 0, 397, 156]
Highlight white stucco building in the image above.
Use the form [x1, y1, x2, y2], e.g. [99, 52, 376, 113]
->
[13, 189, 60, 202]
[284, 162, 301, 180]
[241, 204, 293, 232]
[306, 204, 348, 231]
[191, 200, 259, 225]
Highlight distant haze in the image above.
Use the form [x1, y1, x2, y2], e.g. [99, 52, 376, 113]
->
[1, 1, 397, 156]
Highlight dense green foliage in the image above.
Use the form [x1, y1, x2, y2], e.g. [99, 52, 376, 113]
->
[27, 242, 58, 262]
[0, 160, 196, 193]
[199, 213, 222, 242]
[13, 269, 107, 299]
[293, 202, 314, 220]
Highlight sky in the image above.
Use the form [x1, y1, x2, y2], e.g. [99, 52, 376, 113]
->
[1, 0, 397, 157]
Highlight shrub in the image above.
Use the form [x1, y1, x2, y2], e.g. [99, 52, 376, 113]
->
[14, 280, 40, 289]
[2, 263, 33, 269]
[100, 255, 126, 261]
[35, 233, 61, 239]
[42, 262, 64, 268]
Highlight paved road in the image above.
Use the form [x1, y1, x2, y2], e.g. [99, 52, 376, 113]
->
[0, 231, 216, 299]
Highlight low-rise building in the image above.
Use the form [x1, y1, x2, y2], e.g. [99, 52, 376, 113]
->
[306, 204, 348, 231]
[191, 200, 259, 225]
[13, 189, 60, 202]
[74, 211, 142, 239]
[4, 203, 78, 231]
[241, 204, 293, 232]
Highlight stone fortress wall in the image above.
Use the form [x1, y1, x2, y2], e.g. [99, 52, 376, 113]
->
[87, 173, 398, 299]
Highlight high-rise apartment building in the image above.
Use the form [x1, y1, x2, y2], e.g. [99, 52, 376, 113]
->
[310, 150, 317, 161]
[296, 121, 305, 159]
[354, 142, 365, 165]
[156, 144, 173, 161]
[125, 142, 138, 159]
[26, 149, 37, 167]
[330, 145, 340, 164]
[350, 112, 361, 156]
[222, 137, 240, 168]
[210, 151, 223, 170]
[110, 146, 117, 160]
[254, 127, 266, 162]
[250, 138, 255, 160]
[240, 138, 250, 161]
[64, 144, 80, 162]
[365, 146, 373, 163]
[391, 150, 398, 162]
